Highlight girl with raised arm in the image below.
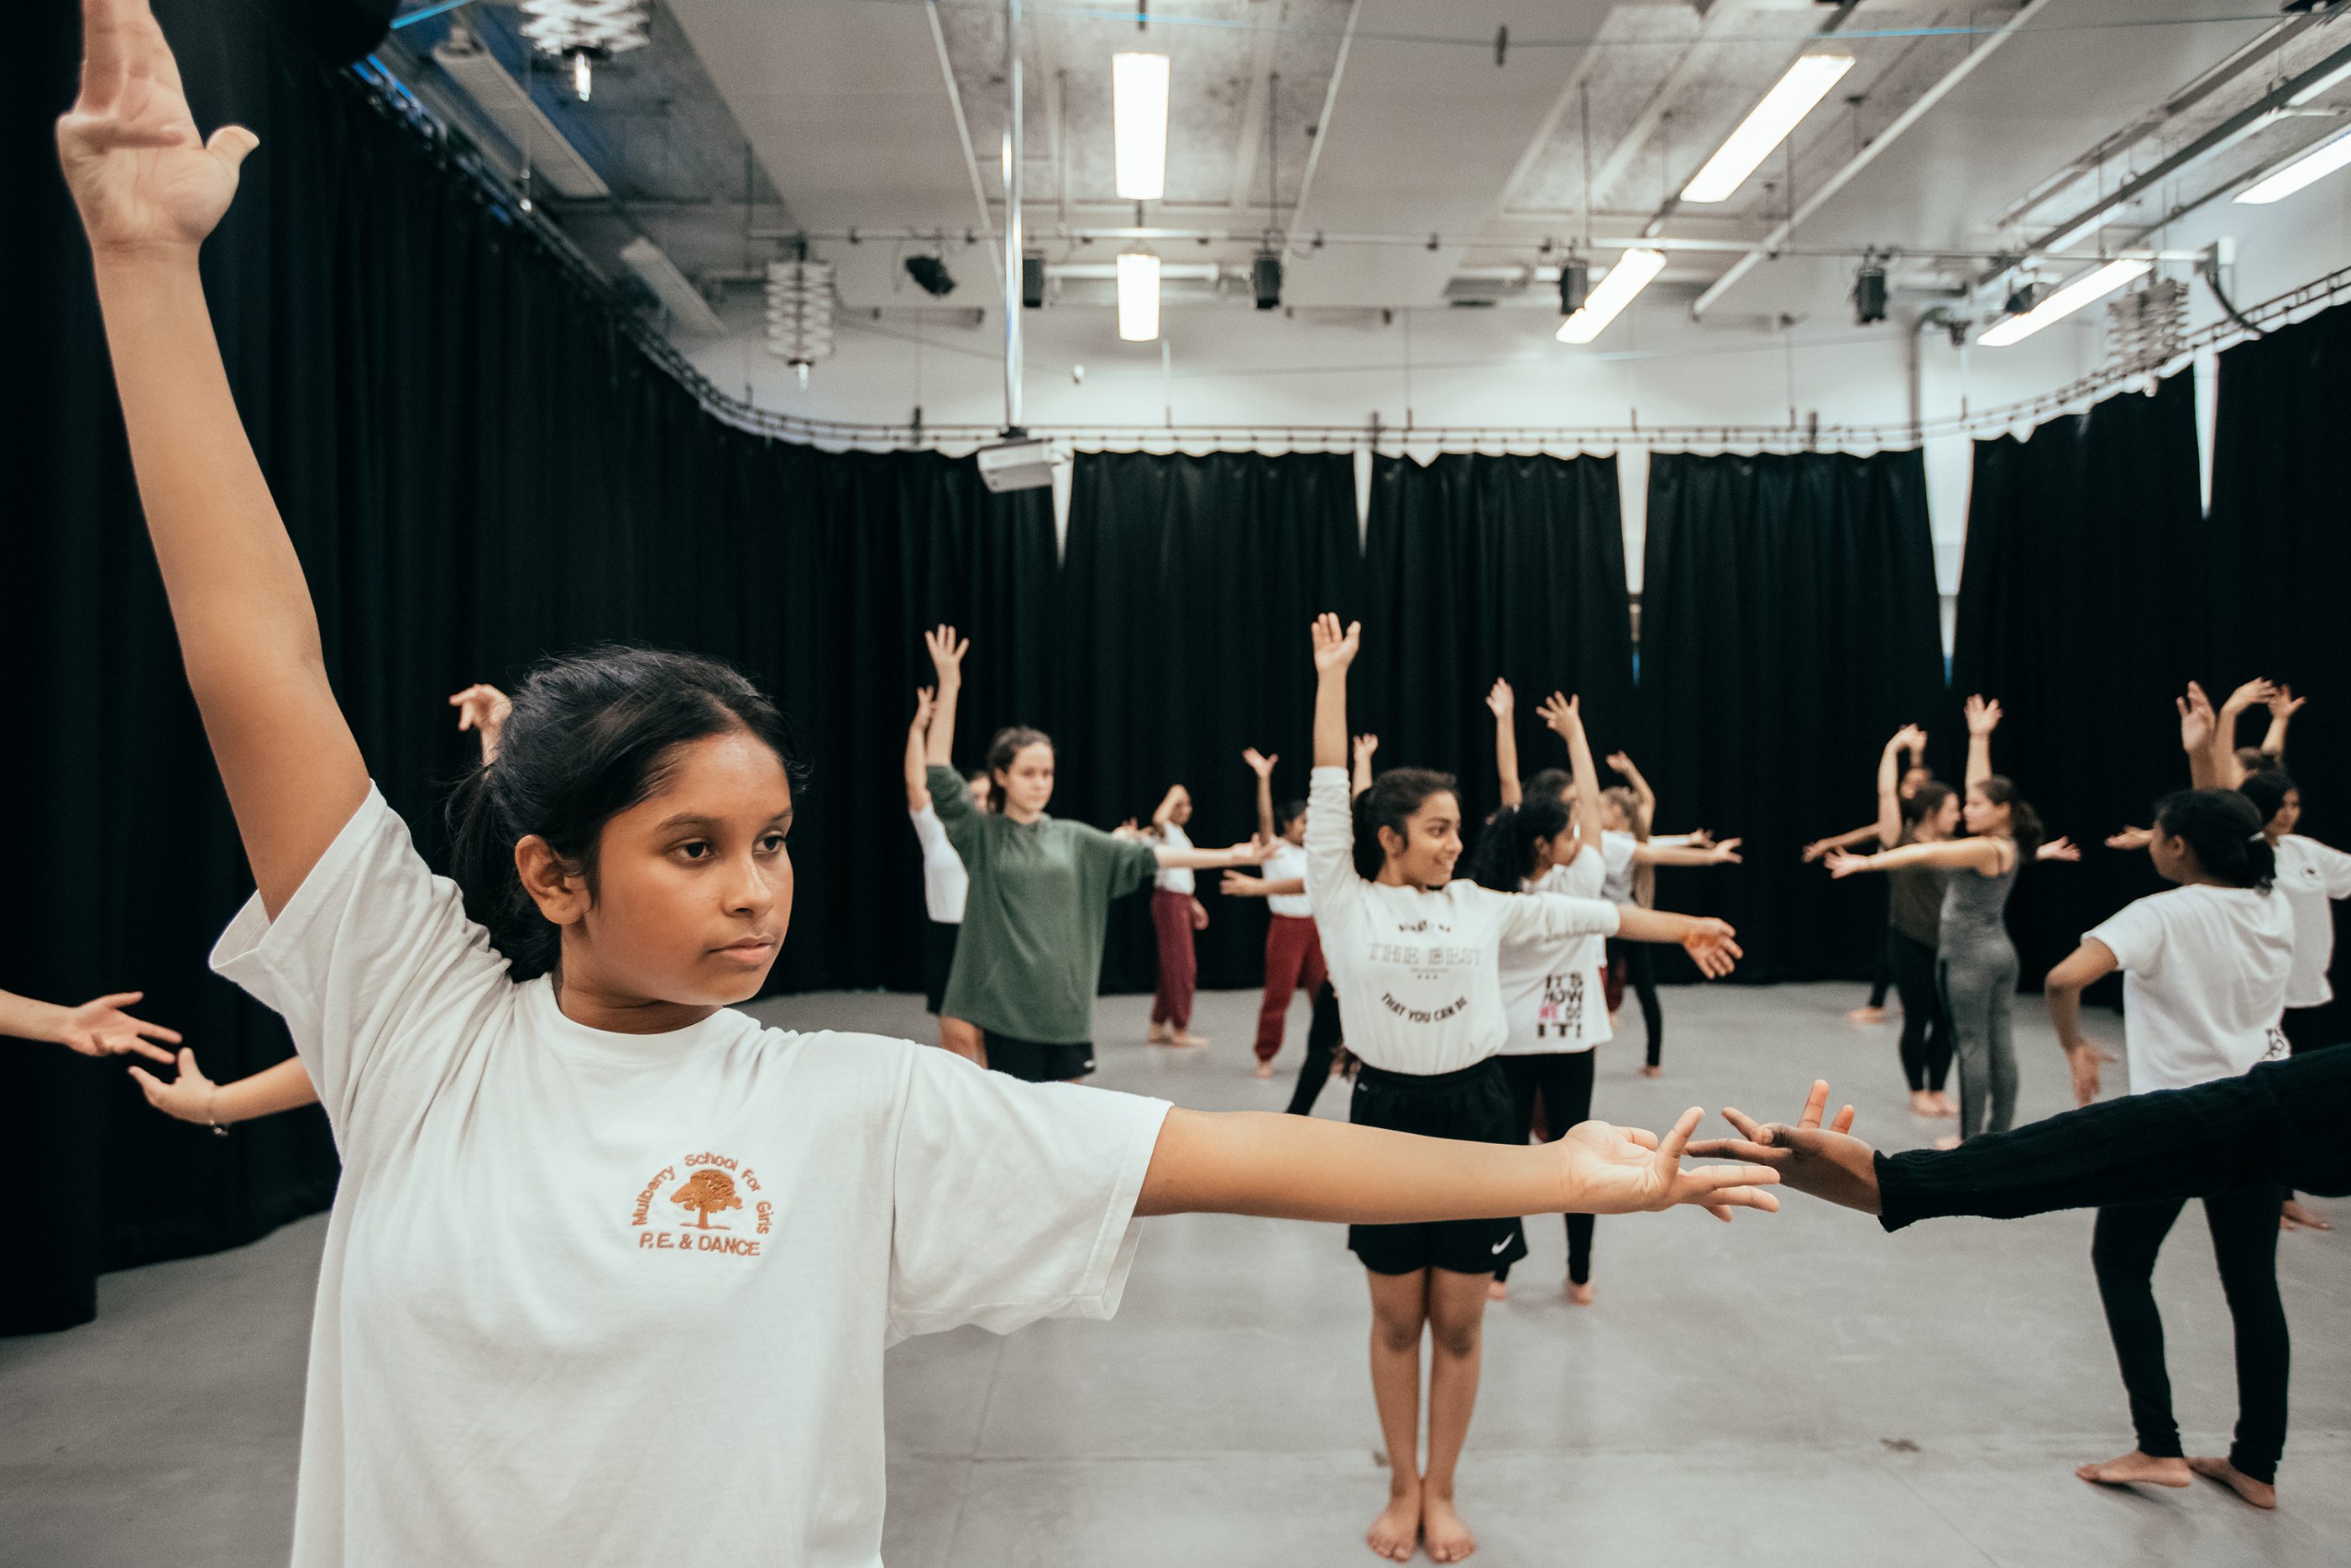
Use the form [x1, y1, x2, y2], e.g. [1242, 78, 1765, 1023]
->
[1828, 696, 2045, 1142]
[1804, 727, 1933, 1024]
[1595, 750, 1742, 1078]
[903, 686, 990, 1063]
[1469, 690, 1741, 1305]
[1228, 747, 1322, 1079]
[1870, 726, 1959, 1118]
[1302, 615, 1744, 1562]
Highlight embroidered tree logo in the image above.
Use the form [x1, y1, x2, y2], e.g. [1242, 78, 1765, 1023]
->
[671, 1170, 742, 1231]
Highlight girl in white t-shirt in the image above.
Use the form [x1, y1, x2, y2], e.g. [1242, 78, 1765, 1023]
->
[1147, 782, 1212, 1047]
[902, 686, 989, 1062]
[60, 19, 1778, 1563]
[2044, 788, 2294, 1509]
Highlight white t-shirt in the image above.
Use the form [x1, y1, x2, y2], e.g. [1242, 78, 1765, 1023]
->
[910, 802, 969, 923]
[211, 787, 1170, 1568]
[1263, 841, 1312, 919]
[2085, 881, 2295, 1095]
[1155, 820, 1196, 896]
[2272, 834, 2351, 1007]
[1303, 767, 1619, 1074]
[1498, 845, 1615, 1055]
[1600, 831, 1638, 902]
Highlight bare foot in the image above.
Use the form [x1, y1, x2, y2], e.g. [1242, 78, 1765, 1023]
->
[2076, 1450, 2191, 1490]
[1933, 1133, 1962, 1150]
[1931, 1092, 1959, 1117]
[1567, 1279, 1594, 1306]
[1421, 1492, 1477, 1563]
[2187, 1456, 2277, 1509]
[1366, 1484, 1421, 1562]
[1172, 1030, 1210, 1048]
[1488, 1278, 1509, 1302]
[1254, 1058, 1275, 1079]
[1846, 1006, 1888, 1026]
[1908, 1090, 1938, 1116]
[1639, 1064, 1662, 1079]
[2282, 1198, 2333, 1231]
[1146, 1023, 1172, 1045]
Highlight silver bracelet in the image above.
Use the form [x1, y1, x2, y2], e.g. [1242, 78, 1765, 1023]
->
[206, 1085, 228, 1137]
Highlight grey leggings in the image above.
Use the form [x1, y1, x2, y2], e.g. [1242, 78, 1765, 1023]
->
[1940, 942, 2019, 1140]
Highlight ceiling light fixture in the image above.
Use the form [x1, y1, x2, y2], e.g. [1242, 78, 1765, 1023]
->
[1117, 249, 1162, 341]
[518, 2, 649, 102]
[1113, 52, 1171, 201]
[2234, 128, 2351, 205]
[1680, 54, 1856, 204]
[1558, 257, 1590, 315]
[764, 259, 836, 389]
[1556, 249, 1665, 344]
[1977, 258, 2152, 348]
[904, 254, 957, 296]
[1253, 250, 1284, 311]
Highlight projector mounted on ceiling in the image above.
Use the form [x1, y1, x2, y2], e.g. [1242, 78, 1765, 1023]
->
[975, 433, 1056, 494]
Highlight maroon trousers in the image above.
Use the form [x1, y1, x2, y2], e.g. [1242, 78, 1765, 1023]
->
[1254, 914, 1327, 1062]
[1150, 889, 1198, 1028]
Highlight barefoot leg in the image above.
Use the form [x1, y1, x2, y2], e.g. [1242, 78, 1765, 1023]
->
[1421, 1268, 1490, 1563]
[1364, 1269, 1428, 1562]
[2076, 1449, 2192, 1489]
[2187, 1456, 2278, 1509]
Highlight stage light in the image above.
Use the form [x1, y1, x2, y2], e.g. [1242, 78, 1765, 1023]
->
[1117, 250, 1161, 341]
[1558, 258, 1589, 315]
[2235, 128, 2351, 206]
[1681, 55, 1855, 204]
[572, 51, 592, 102]
[1113, 52, 1170, 201]
[1851, 257, 1887, 325]
[1253, 250, 1283, 310]
[904, 254, 957, 297]
[1022, 251, 1045, 310]
[1977, 259, 2151, 348]
[1556, 249, 1664, 344]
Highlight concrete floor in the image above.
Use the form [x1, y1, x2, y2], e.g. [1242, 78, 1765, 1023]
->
[4, 982, 2347, 1566]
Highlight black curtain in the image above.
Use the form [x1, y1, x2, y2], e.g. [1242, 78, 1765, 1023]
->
[3, 3, 1056, 1332]
[1638, 450, 1947, 982]
[2208, 305, 2351, 1037]
[1950, 370, 2208, 989]
[1357, 454, 1636, 828]
[1058, 452, 1364, 993]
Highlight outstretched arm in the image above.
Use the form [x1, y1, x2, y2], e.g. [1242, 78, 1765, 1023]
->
[903, 688, 936, 813]
[2262, 685, 2302, 768]
[62, 0, 364, 917]
[1351, 733, 1378, 799]
[920, 625, 967, 770]
[1537, 692, 1607, 851]
[1825, 839, 2007, 879]
[1804, 825, 1884, 863]
[1606, 750, 1657, 827]
[128, 1051, 319, 1127]
[2180, 682, 2222, 790]
[1962, 696, 2000, 792]
[1137, 1105, 1777, 1223]
[1, 987, 181, 1064]
[1488, 680, 1521, 808]
[1312, 614, 1359, 771]
[1633, 839, 1743, 869]
[1243, 749, 1278, 842]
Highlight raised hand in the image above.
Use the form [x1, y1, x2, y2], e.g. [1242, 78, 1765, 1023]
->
[2107, 824, 2154, 851]
[57, 0, 261, 256]
[1964, 694, 2003, 737]
[1604, 750, 1636, 776]
[1688, 1081, 1876, 1214]
[2039, 835, 2081, 863]
[1891, 722, 1928, 754]
[910, 685, 936, 730]
[1353, 734, 1380, 765]
[1311, 612, 1361, 673]
[55, 990, 181, 1064]
[2270, 684, 2306, 720]
[1485, 678, 1514, 721]
[1683, 828, 1718, 850]
[1823, 847, 1871, 880]
[1553, 1108, 1780, 1222]
[2066, 1039, 2118, 1107]
[1536, 691, 1583, 738]
[125, 1046, 217, 1122]
[2223, 677, 2277, 715]
[1678, 918, 1743, 979]
[2176, 681, 2216, 754]
[923, 624, 969, 686]
[1242, 746, 1277, 780]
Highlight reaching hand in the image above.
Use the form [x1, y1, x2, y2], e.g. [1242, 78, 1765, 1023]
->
[1605, 750, 1638, 776]
[1536, 691, 1583, 740]
[1701, 836, 1743, 864]
[125, 1046, 217, 1122]
[1687, 1081, 1877, 1215]
[1219, 870, 1267, 897]
[1823, 848, 1872, 880]
[923, 624, 969, 684]
[1353, 734, 1380, 765]
[1552, 1109, 1780, 1222]
[1678, 918, 1743, 979]
[447, 683, 511, 735]
[1242, 747, 1277, 780]
[1485, 678, 1514, 721]
[1800, 838, 1836, 864]
[2066, 1039, 2117, 1107]
[2176, 681, 2216, 755]
[1224, 837, 1278, 865]
[1963, 694, 2003, 737]
[910, 685, 936, 732]
[1890, 723, 1928, 755]
[2223, 677, 2277, 716]
[1683, 828, 1718, 850]
[1112, 818, 1146, 842]
[2269, 684, 2306, 721]
[57, 0, 260, 257]
[1311, 612, 1361, 674]
[55, 990, 181, 1064]
[2107, 824, 2154, 851]
[2038, 835, 2081, 863]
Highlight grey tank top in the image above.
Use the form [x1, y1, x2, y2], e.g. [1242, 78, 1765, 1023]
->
[1938, 849, 2018, 956]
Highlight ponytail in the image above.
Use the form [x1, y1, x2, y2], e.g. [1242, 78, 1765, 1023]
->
[1466, 797, 1569, 892]
[1974, 775, 2043, 861]
[2154, 788, 2276, 891]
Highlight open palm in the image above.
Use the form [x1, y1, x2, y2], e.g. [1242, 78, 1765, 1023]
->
[1553, 1108, 1778, 1221]
[58, 0, 258, 254]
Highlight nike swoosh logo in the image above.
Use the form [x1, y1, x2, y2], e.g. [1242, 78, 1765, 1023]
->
[1490, 1237, 1511, 1254]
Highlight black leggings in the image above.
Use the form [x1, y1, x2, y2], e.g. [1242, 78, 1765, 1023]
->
[1887, 929, 1951, 1094]
[1493, 1052, 1597, 1285]
[2093, 1187, 2289, 1484]
[1284, 980, 1344, 1118]
[1606, 938, 1664, 1068]
[1867, 937, 1893, 1010]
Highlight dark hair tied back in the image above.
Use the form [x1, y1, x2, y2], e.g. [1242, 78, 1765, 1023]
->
[1972, 775, 2043, 861]
[444, 646, 804, 981]
[1467, 797, 1570, 891]
[1364, 767, 1458, 863]
[2154, 788, 2276, 891]
[2237, 769, 2296, 831]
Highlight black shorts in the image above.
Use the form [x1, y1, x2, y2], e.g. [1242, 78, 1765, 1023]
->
[923, 920, 961, 1017]
[1348, 1058, 1527, 1277]
[986, 1032, 1096, 1083]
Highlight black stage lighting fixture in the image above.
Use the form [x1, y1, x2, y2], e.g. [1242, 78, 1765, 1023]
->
[1253, 250, 1284, 310]
[1022, 252, 1045, 309]
[2003, 279, 2050, 318]
[905, 254, 957, 297]
[1851, 257, 1888, 325]
[1558, 257, 1589, 315]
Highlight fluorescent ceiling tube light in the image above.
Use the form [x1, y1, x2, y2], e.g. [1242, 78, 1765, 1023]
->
[1113, 52, 1170, 200]
[1681, 54, 1855, 203]
[1557, 249, 1667, 343]
[2235, 128, 2351, 205]
[1977, 258, 2151, 348]
[2288, 59, 2351, 107]
[1117, 250, 1162, 341]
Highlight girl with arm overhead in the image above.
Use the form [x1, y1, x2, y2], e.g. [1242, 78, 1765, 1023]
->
[1872, 727, 1960, 1119]
[1235, 747, 1323, 1079]
[904, 686, 988, 1064]
[1597, 750, 1742, 1078]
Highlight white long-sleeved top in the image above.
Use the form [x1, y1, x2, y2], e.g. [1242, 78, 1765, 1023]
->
[1304, 766, 1621, 1075]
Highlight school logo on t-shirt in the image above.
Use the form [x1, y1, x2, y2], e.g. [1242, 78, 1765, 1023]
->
[1536, 970, 1586, 1041]
[629, 1151, 775, 1259]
